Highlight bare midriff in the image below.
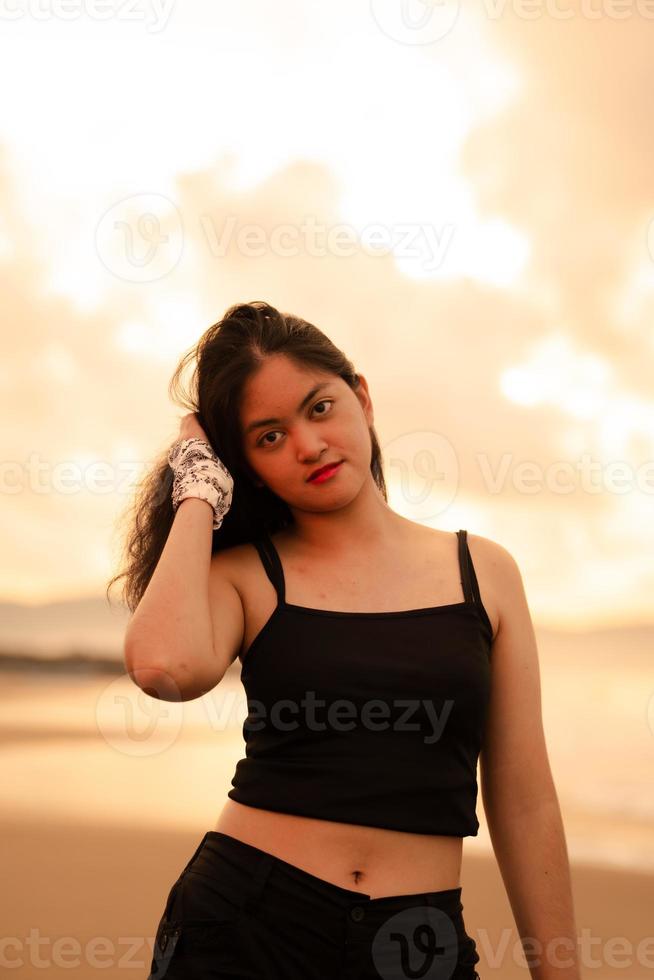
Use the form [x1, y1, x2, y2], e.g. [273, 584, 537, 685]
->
[213, 798, 463, 899]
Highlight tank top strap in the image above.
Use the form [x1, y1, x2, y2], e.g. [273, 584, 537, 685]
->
[458, 528, 487, 607]
[457, 529, 494, 641]
[456, 529, 475, 604]
[252, 533, 286, 604]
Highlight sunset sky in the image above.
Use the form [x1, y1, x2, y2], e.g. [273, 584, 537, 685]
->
[1, 1, 653, 629]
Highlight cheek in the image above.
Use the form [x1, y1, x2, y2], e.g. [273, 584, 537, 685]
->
[347, 416, 373, 453]
[253, 452, 289, 486]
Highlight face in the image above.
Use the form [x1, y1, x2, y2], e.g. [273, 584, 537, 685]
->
[240, 354, 375, 510]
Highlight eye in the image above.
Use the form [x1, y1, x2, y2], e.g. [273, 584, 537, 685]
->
[312, 398, 333, 417]
[256, 399, 334, 448]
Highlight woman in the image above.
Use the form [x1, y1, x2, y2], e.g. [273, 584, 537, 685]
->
[110, 301, 581, 979]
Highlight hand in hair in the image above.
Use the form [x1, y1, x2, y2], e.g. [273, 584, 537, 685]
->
[177, 411, 209, 444]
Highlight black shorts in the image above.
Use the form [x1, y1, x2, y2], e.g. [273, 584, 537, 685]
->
[147, 830, 482, 980]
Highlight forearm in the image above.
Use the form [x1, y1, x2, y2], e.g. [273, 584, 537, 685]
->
[486, 795, 582, 980]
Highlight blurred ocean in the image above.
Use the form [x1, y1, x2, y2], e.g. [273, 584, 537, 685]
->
[0, 597, 131, 671]
[1, 596, 653, 873]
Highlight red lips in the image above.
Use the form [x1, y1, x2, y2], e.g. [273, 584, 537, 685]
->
[307, 460, 343, 482]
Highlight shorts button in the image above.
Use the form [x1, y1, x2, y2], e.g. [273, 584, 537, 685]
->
[350, 905, 365, 922]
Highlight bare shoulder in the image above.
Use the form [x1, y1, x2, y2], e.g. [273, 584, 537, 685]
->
[465, 532, 524, 586]
[464, 530, 513, 571]
[464, 532, 531, 639]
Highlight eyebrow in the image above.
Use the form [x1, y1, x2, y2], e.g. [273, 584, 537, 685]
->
[244, 382, 332, 436]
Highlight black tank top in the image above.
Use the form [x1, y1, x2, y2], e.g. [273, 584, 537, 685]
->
[228, 529, 494, 836]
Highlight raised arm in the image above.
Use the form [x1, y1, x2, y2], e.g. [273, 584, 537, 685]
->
[123, 413, 243, 702]
[123, 497, 243, 701]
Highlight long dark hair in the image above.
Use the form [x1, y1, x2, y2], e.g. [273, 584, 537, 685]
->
[106, 301, 388, 613]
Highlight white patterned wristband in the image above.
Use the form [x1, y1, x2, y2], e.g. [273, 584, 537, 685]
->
[167, 437, 234, 531]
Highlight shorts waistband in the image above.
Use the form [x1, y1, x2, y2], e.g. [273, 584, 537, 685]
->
[193, 830, 464, 924]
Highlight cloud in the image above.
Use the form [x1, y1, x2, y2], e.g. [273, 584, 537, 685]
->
[0, 5, 651, 625]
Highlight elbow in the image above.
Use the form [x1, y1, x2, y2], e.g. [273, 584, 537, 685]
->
[123, 636, 181, 700]
[124, 638, 222, 702]
[125, 662, 186, 702]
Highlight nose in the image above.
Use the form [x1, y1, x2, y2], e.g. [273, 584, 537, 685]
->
[294, 428, 329, 463]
